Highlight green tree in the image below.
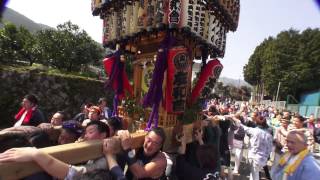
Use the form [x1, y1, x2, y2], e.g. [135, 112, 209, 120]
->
[243, 28, 320, 100]
[0, 23, 21, 63]
[239, 85, 252, 101]
[36, 21, 104, 72]
[214, 82, 251, 101]
[0, 23, 42, 65]
[17, 26, 40, 65]
[296, 28, 320, 93]
[243, 37, 274, 86]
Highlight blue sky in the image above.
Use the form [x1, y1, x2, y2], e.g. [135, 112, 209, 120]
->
[221, 0, 320, 79]
[6, 0, 320, 80]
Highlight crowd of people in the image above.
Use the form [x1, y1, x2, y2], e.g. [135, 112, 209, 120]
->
[0, 94, 168, 180]
[0, 94, 320, 180]
[200, 98, 320, 180]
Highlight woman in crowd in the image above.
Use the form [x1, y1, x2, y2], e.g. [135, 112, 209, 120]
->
[231, 113, 246, 174]
[232, 115, 273, 180]
[73, 102, 93, 123]
[106, 117, 123, 137]
[14, 94, 46, 127]
[98, 97, 111, 119]
[272, 118, 289, 172]
[82, 106, 102, 126]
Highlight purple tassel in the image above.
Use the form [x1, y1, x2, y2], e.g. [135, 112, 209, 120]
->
[145, 105, 156, 131]
[145, 104, 159, 131]
[143, 34, 175, 129]
[105, 50, 124, 117]
[153, 104, 159, 128]
[105, 51, 121, 90]
[112, 94, 118, 117]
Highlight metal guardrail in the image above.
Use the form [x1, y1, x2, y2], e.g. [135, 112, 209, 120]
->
[235, 101, 286, 110]
[287, 104, 320, 118]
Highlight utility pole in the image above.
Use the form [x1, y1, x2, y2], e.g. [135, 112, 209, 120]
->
[275, 82, 281, 102]
[260, 83, 264, 103]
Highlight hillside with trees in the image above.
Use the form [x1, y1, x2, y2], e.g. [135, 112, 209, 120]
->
[0, 8, 51, 32]
[0, 19, 107, 127]
[214, 81, 251, 101]
[243, 28, 320, 100]
[0, 21, 104, 73]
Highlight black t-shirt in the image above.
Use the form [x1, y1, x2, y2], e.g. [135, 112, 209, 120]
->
[176, 155, 220, 180]
[219, 120, 231, 166]
[185, 141, 201, 168]
[219, 120, 230, 152]
[21, 108, 46, 126]
[125, 148, 161, 180]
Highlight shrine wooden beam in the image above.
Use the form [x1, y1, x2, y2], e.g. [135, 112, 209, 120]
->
[0, 131, 147, 180]
[133, 52, 156, 65]
[0, 123, 196, 180]
[0, 126, 62, 142]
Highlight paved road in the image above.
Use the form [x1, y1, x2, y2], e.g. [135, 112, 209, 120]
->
[228, 156, 270, 180]
[227, 149, 269, 180]
[229, 149, 320, 180]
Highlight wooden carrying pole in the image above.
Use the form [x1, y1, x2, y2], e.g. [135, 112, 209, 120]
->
[0, 131, 147, 180]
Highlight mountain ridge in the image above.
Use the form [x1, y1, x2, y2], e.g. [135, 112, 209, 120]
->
[219, 76, 252, 88]
[0, 7, 52, 32]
